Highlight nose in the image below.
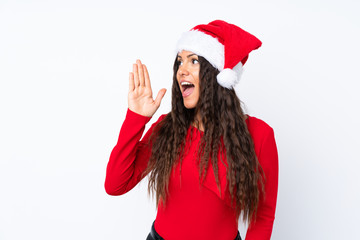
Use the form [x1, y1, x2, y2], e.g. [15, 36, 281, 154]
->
[178, 64, 189, 76]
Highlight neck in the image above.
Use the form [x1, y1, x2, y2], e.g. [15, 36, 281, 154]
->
[192, 111, 204, 131]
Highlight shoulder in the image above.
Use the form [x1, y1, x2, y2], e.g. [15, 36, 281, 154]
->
[126, 108, 168, 124]
[159, 113, 168, 121]
[245, 115, 278, 172]
[246, 115, 274, 135]
[155, 113, 169, 124]
[147, 113, 169, 131]
[245, 115, 275, 150]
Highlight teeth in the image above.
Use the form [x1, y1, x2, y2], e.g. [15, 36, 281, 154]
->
[181, 82, 193, 86]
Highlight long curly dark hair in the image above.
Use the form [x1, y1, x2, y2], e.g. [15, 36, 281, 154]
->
[141, 55, 265, 223]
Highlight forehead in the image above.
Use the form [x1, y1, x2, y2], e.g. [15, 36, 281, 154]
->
[177, 50, 198, 58]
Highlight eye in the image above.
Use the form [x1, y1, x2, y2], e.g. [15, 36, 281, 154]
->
[177, 59, 183, 66]
[192, 59, 199, 64]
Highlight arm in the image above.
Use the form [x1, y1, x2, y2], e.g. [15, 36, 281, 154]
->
[105, 59, 167, 195]
[245, 127, 279, 240]
[104, 109, 165, 195]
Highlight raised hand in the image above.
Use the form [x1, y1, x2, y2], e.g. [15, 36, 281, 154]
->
[128, 59, 167, 117]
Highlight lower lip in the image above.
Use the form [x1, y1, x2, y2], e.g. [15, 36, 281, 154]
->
[182, 87, 194, 97]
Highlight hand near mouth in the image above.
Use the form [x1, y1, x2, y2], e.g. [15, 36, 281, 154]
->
[128, 59, 167, 117]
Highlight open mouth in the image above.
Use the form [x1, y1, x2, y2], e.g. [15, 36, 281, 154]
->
[181, 81, 195, 97]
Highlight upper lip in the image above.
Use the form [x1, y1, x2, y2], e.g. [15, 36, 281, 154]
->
[180, 80, 194, 85]
[179, 80, 194, 93]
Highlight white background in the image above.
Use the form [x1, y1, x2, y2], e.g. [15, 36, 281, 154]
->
[1, 0, 359, 239]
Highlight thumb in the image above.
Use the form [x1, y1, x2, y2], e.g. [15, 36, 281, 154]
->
[154, 88, 167, 107]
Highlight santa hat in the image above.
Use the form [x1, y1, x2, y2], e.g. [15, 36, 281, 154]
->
[175, 20, 262, 89]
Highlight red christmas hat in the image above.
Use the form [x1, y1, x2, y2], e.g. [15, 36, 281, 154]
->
[175, 20, 262, 89]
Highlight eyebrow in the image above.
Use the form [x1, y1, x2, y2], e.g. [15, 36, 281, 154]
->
[177, 53, 198, 59]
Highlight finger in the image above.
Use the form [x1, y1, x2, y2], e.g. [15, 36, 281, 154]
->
[154, 88, 167, 108]
[137, 59, 145, 87]
[129, 72, 135, 91]
[133, 63, 140, 87]
[143, 64, 151, 89]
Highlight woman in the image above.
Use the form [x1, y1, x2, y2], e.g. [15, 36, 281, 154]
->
[105, 20, 278, 240]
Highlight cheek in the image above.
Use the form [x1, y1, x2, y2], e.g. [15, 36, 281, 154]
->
[194, 68, 200, 84]
[195, 86, 200, 98]
[176, 73, 181, 85]
[194, 76, 200, 90]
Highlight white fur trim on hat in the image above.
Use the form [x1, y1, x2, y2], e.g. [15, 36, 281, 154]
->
[175, 30, 224, 71]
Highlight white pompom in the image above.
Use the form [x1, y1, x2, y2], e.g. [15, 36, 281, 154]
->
[217, 68, 238, 89]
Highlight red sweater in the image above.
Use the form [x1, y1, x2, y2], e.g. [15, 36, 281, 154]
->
[105, 109, 278, 240]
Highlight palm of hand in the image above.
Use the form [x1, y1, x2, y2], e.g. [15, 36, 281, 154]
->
[128, 60, 166, 117]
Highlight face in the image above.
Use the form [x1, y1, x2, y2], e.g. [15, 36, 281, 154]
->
[176, 50, 200, 109]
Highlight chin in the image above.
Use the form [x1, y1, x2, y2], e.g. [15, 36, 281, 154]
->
[183, 100, 197, 109]
[184, 105, 196, 109]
